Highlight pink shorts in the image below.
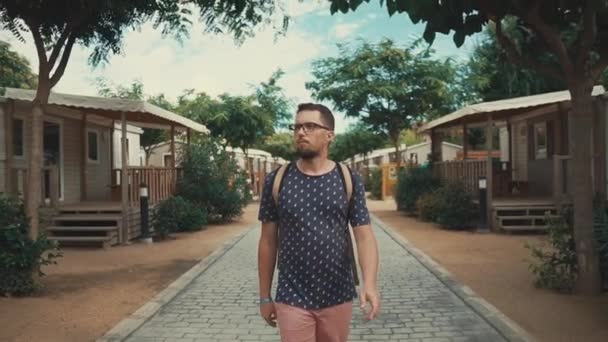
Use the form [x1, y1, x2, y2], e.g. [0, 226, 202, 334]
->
[275, 301, 353, 342]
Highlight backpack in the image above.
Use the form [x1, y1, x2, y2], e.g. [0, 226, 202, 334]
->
[271, 161, 360, 286]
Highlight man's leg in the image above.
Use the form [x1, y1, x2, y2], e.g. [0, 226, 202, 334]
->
[275, 303, 316, 342]
[315, 301, 353, 342]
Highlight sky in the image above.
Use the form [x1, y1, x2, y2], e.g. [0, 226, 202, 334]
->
[0, 1, 482, 133]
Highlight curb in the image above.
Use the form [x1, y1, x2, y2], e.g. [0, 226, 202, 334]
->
[371, 214, 538, 342]
[95, 225, 257, 342]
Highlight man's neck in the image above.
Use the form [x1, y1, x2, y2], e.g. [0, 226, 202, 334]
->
[296, 156, 335, 176]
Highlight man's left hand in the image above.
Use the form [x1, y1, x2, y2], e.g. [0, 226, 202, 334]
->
[359, 287, 380, 321]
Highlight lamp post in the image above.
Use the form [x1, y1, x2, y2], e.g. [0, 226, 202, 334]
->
[140, 183, 152, 243]
[478, 176, 489, 233]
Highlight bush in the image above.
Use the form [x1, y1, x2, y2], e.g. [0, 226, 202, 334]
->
[368, 168, 382, 200]
[433, 181, 477, 230]
[526, 210, 577, 293]
[0, 196, 61, 296]
[178, 137, 251, 223]
[593, 196, 608, 289]
[153, 196, 207, 239]
[416, 191, 441, 222]
[395, 166, 439, 214]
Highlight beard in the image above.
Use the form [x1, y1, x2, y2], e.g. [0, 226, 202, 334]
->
[296, 147, 319, 160]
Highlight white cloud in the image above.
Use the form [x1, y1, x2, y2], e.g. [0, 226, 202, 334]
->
[283, 0, 329, 17]
[0, 17, 328, 102]
[332, 23, 361, 39]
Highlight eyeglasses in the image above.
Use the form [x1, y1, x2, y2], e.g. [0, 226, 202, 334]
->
[288, 122, 332, 133]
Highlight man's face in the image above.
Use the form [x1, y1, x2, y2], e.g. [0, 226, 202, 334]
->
[292, 110, 334, 160]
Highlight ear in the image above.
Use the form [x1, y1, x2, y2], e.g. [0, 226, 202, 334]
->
[327, 130, 335, 142]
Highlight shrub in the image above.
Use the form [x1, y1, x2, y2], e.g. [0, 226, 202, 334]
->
[433, 181, 477, 230]
[416, 191, 441, 222]
[0, 196, 61, 296]
[368, 168, 382, 200]
[395, 166, 439, 214]
[526, 209, 577, 293]
[593, 196, 608, 289]
[153, 196, 207, 239]
[178, 137, 252, 223]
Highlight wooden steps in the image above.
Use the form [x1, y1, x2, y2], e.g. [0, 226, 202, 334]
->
[46, 226, 118, 232]
[493, 201, 557, 232]
[45, 207, 122, 247]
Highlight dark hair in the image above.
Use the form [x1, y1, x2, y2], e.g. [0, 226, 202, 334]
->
[296, 103, 335, 130]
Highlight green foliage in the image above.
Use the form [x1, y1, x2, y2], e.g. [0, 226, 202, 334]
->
[178, 137, 251, 223]
[433, 182, 477, 230]
[0, 196, 61, 296]
[593, 196, 608, 288]
[254, 69, 294, 129]
[400, 129, 423, 147]
[395, 166, 439, 214]
[178, 91, 273, 153]
[256, 133, 297, 162]
[526, 210, 578, 293]
[306, 38, 460, 164]
[465, 19, 565, 102]
[330, 123, 386, 162]
[415, 191, 441, 222]
[0, 40, 36, 89]
[369, 168, 382, 200]
[153, 196, 207, 239]
[1, 0, 288, 69]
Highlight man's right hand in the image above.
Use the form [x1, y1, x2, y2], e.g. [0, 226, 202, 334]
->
[260, 302, 277, 327]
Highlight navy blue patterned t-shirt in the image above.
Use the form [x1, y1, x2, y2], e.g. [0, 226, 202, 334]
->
[258, 162, 371, 310]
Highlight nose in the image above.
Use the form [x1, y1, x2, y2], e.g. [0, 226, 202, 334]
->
[295, 127, 307, 137]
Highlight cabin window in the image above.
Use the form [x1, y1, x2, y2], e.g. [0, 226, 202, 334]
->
[534, 122, 548, 160]
[12, 118, 24, 158]
[87, 130, 99, 162]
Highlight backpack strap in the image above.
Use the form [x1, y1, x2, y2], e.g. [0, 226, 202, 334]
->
[272, 162, 292, 207]
[337, 162, 360, 287]
[338, 163, 353, 204]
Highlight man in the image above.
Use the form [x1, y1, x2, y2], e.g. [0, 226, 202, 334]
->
[257, 103, 380, 342]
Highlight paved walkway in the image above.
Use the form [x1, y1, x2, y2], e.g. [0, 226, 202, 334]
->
[107, 216, 532, 342]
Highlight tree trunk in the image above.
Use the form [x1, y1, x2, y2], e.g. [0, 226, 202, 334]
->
[570, 82, 602, 295]
[26, 84, 50, 240]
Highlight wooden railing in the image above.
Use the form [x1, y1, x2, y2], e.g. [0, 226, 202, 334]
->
[433, 160, 488, 196]
[112, 167, 182, 206]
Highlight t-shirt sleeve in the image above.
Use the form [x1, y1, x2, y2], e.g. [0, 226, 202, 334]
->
[258, 170, 279, 223]
[348, 170, 371, 228]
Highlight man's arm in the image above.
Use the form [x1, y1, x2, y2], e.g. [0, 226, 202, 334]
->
[353, 224, 380, 320]
[353, 224, 379, 291]
[258, 221, 279, 299]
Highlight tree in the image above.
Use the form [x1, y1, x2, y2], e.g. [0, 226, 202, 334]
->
[213, 94, 273, 159]
[330, 0, 608, 295]
[0, 0, 286, 238]
[465, 18, 565, 102]
[0, 40, 36, 90]
[256, 132, 298, 162]
[96, 79, 168, 165]
[178, 91, 273, 165]
[306, 38, 458, 166]
[400, 129, 423, 147]
[254, 68, 294, 129]
[330, 123, 386, 163]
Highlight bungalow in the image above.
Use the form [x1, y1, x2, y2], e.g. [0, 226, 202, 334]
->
[0, 87, 208, 246]
[345, 141, 463, 172]
[147, 142, 286, 197]
[419, 86, 607, 231]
